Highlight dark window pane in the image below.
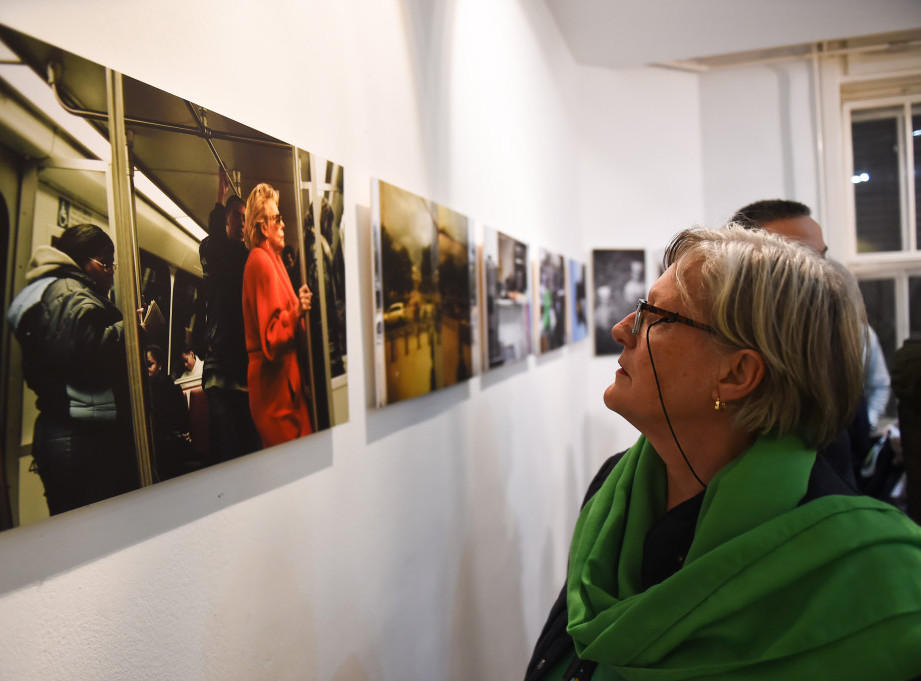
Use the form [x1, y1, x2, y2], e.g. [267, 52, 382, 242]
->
[858, 278, 896, 419]
[852, 111, 902, 253]
[138, 251, 171, 356]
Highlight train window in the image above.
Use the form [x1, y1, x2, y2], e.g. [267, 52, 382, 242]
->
[138, 250, 172, 356]
[170, 269, 204, 376]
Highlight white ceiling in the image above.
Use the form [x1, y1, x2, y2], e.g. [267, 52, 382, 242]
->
[544, 0, 921, 69]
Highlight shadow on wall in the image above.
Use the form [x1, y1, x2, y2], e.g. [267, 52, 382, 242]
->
[0, 434, 333, 597]
[448, 408, 530, 679]
[449, 526, 529, 679]
[331, 653, 378, 681]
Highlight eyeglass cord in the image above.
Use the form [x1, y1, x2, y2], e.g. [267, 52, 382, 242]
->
[646, 318, 707, 490]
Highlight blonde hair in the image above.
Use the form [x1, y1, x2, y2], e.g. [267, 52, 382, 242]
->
[244, 182, 279, 248]
[665, 225, 867, 448]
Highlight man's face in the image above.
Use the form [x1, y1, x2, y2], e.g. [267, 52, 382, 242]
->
[226, 202, 246, 242]
[182, 351, 195, 372]
[762, 216, 827, 256]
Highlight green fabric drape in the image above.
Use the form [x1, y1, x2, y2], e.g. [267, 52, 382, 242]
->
[567, 435, 921, 680]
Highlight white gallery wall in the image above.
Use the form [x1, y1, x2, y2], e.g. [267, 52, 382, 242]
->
[700, 59, 822, 235]
[0, 1, 819, 680]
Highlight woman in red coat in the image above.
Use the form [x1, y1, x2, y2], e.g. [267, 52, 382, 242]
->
[241, 182, 313, 447]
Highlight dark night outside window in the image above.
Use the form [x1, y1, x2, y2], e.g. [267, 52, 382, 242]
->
[852, 110, 901, 253]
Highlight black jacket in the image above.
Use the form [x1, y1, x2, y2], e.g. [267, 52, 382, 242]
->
[199, 203, 250, 387]
[8, 246, 128, 420]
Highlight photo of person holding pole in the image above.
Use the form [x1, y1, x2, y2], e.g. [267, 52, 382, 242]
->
[241, 182, 314, 447]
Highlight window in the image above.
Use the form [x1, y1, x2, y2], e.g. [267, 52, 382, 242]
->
[846, 95, 921, 421]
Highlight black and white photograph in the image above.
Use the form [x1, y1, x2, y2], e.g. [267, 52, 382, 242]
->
[592, 249, 645, 355]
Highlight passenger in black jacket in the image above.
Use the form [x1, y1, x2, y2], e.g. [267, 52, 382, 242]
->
[6, 223, 139, 514]
[198, 172, 261, 461]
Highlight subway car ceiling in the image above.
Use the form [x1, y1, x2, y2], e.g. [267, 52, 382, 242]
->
[0, 24, 303, 277]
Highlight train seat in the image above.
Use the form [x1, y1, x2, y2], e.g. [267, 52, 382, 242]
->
[187, 387, 211, 460]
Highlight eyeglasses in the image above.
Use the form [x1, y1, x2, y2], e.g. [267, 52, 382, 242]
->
[265, 213, 284, 225]
[90, 258, 117, 272]
[631, 298, 715, 335]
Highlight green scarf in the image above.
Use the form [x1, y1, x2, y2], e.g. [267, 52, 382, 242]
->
[567, 435, 921, 680]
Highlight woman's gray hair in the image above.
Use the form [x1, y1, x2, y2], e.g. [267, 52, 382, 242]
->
[665, 224, 867, 448]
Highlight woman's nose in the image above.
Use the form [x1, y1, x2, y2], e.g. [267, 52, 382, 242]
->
[611, 313, 636, 349]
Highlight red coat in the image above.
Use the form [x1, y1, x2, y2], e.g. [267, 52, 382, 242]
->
[241, 242, 312, 447]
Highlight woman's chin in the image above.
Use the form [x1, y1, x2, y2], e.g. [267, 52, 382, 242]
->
[602, 383, 619, 411]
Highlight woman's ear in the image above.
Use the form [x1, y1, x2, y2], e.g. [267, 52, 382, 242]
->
[716, 348, 764, 402]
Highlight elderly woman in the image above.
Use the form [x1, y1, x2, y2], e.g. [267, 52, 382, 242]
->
[525, 226, 921, 681]
[241, 182, 313, 447]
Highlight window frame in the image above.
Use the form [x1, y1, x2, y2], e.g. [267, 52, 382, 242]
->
[843, 95, 919, 260]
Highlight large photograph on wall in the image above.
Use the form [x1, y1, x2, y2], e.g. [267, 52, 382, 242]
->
[371, 179, 476, 406]
[592, 249, 645, 355]
[0, 24, 348, 530]
[482, 226, 531, 369]
[537, 248, 566, 354]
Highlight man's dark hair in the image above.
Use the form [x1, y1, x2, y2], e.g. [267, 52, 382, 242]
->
[225, 194, 245, 213]
[729, 199, 811, 230]
[56, 223, 114, 269]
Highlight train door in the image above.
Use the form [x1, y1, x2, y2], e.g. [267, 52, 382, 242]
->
[0, 144, 119, 526]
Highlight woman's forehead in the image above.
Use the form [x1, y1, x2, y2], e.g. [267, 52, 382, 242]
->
[650, 260, 704, 312]
[647, 264, 677, 302]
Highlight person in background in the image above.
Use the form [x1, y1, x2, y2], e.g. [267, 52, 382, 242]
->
[892, 339, 921, 524]
[6, 223, 139, 514]
[178, 344, 203, 382]
[242, 182, 313, 447]
[145, 344, 193, 480]
[524, 226, 921, 681]
[730, 198, 891, 430]
[199, 171, 262, 462]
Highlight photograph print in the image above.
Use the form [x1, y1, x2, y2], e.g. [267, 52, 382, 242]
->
[0, 24, 348, 530]
[537, 248, 567, 354]
[371, 179, 474, 406]
[592, 249, 646, 355]
[482, 226, 531, 369]
[569, 258, 588, 343]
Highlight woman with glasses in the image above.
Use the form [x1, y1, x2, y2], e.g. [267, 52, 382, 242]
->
[6, 223, 139, 514]
[241, 183, 313, 448]
[524, 226, 921, 680]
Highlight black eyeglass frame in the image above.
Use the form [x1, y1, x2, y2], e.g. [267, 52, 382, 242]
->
[631, 298, 715, 335]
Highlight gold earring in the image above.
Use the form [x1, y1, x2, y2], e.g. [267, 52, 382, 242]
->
[714, 398, 726, 412]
